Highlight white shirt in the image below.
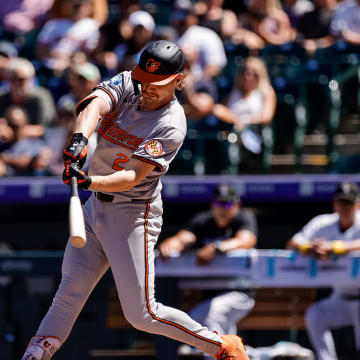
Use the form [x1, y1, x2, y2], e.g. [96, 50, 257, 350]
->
[37, 18, 100, 54]
[177, 25, 227, 73]
[293, 211, 360, 295]
[227, 88, 264, 125]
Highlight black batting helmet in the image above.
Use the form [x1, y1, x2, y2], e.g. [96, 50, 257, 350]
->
[131, 40, 184, 85]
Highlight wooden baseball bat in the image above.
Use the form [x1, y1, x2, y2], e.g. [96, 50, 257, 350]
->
[69, 176, 87, 248]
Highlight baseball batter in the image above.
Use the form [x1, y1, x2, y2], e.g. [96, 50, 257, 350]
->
[21, 41, 249, 360]
[287, 182, 360, 360]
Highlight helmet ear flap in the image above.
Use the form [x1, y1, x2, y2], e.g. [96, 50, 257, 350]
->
[132, 78, 141, 96]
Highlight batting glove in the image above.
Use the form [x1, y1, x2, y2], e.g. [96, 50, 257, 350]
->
[63, 133, 88, 168]
[63, 162, 92, 189]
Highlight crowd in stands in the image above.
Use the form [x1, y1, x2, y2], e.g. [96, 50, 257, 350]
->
[0, 0, 359, 176]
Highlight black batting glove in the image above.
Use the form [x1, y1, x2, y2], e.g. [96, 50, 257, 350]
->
[63, 133, 88, 169]
[63, 162, 92, 189]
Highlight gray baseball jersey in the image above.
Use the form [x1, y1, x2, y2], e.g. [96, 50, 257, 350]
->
[88, 71, 186, 200]
[26, 71, 223, 360]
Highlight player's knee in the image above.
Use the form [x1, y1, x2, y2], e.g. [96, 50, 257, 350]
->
[245, 296, 255, 311]
[122, 306, 154, 332]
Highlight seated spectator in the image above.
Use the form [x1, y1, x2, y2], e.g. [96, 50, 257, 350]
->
[296, 0, 336, 54]
[49, 0, 108, 25]
[212, 57, 276, 170]
[331, 0, 360, 46]
[0, 40, 18, 92]
[179, 44, 218, 119]
[36, 0, 101, 71]
[192, 0, 239, 41]
[0, 58, 56, 127]
[94, 2, 141, 76]
[235, 0, 296, 49]
[0, 106, 52, 176]
[114, 10, 155, 73]
[58, 61, 101, 106]
[173, 4, 227, 80]
[158, 184, 256, 360]
[0, 117, 14, 153]
[286, 182, 360, 360]
[0, 0, 53, 35]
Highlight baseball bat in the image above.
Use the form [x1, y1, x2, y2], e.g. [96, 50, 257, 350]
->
[69, 176, 87, 248]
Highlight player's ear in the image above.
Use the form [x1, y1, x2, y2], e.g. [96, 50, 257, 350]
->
[175, 73, 185, 90]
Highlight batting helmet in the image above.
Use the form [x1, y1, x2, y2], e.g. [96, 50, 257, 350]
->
[131, 40, 184, 85]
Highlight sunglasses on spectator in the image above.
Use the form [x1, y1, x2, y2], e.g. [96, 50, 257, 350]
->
[240, 68, 258, 78]
[10, 76, 29, 82]
[213, 200, 235, 209]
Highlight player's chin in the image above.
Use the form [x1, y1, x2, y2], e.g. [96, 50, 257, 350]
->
[143, 96, 157, 102]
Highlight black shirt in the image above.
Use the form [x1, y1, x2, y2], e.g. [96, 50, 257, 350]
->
[297, 8, 334, 39]
[184, 209, 257, 248]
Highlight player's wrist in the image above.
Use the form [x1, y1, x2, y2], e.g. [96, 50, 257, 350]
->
[298, 241, 312, 255]
[71, 132, 88, 145]
[213, 241, 224, 254]
[332, 240, 347, 255]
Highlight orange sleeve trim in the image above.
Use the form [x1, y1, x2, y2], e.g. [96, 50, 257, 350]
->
[75, 96, 97, 116]
[132, 155, 163, 171]
[94, 86, 117, 119]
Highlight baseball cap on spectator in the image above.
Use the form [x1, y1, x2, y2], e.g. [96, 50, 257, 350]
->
[171, 0, 192, 22]
[334, 182, 360, 203]
[213, 184, 240, 203]
[128, 11, 155, 32]
[73, 62, 100, 82]
[0, 41, 18, 58]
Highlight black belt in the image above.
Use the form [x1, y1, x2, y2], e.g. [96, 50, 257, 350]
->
[342, 295, 360, 300]
[94, 192, 114, 202]
[94, 192, 153, 203]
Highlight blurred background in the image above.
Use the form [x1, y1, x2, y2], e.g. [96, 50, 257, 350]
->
[0, 0, 360, 359]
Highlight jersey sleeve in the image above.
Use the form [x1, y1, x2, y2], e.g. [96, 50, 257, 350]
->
[76, 72, 133, 117]
[131, 127, 185, 172]
[292, 215, 329, 245]
[236, 211, 258, 236]
[184, 212, 210, 239]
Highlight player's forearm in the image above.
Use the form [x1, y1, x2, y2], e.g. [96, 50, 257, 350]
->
[219, 231, 257, 252]
[74, 98, 109, 138]
[343, 239, 360, 252]
[88, 169, 138, 192]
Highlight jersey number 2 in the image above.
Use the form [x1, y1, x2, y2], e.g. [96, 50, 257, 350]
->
[112, 153, 129, 171]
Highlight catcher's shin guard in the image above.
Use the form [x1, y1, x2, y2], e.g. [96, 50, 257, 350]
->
[22, 336, 60, 360]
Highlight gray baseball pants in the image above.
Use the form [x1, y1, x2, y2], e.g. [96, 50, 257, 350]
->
[36, 194, 222, 356]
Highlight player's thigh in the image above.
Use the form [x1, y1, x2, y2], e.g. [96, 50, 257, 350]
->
[307, 293, 354, 329]
[99, 197, 162, 291]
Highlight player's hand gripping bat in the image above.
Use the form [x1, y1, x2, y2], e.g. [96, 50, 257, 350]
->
[69, 176, 87, 248]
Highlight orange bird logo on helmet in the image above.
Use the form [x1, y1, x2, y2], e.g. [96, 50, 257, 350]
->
[145, 58, 161, 73]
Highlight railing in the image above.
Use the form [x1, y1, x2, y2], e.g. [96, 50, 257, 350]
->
[1, 175, 360, 204]
[1, 250, 359, 289]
